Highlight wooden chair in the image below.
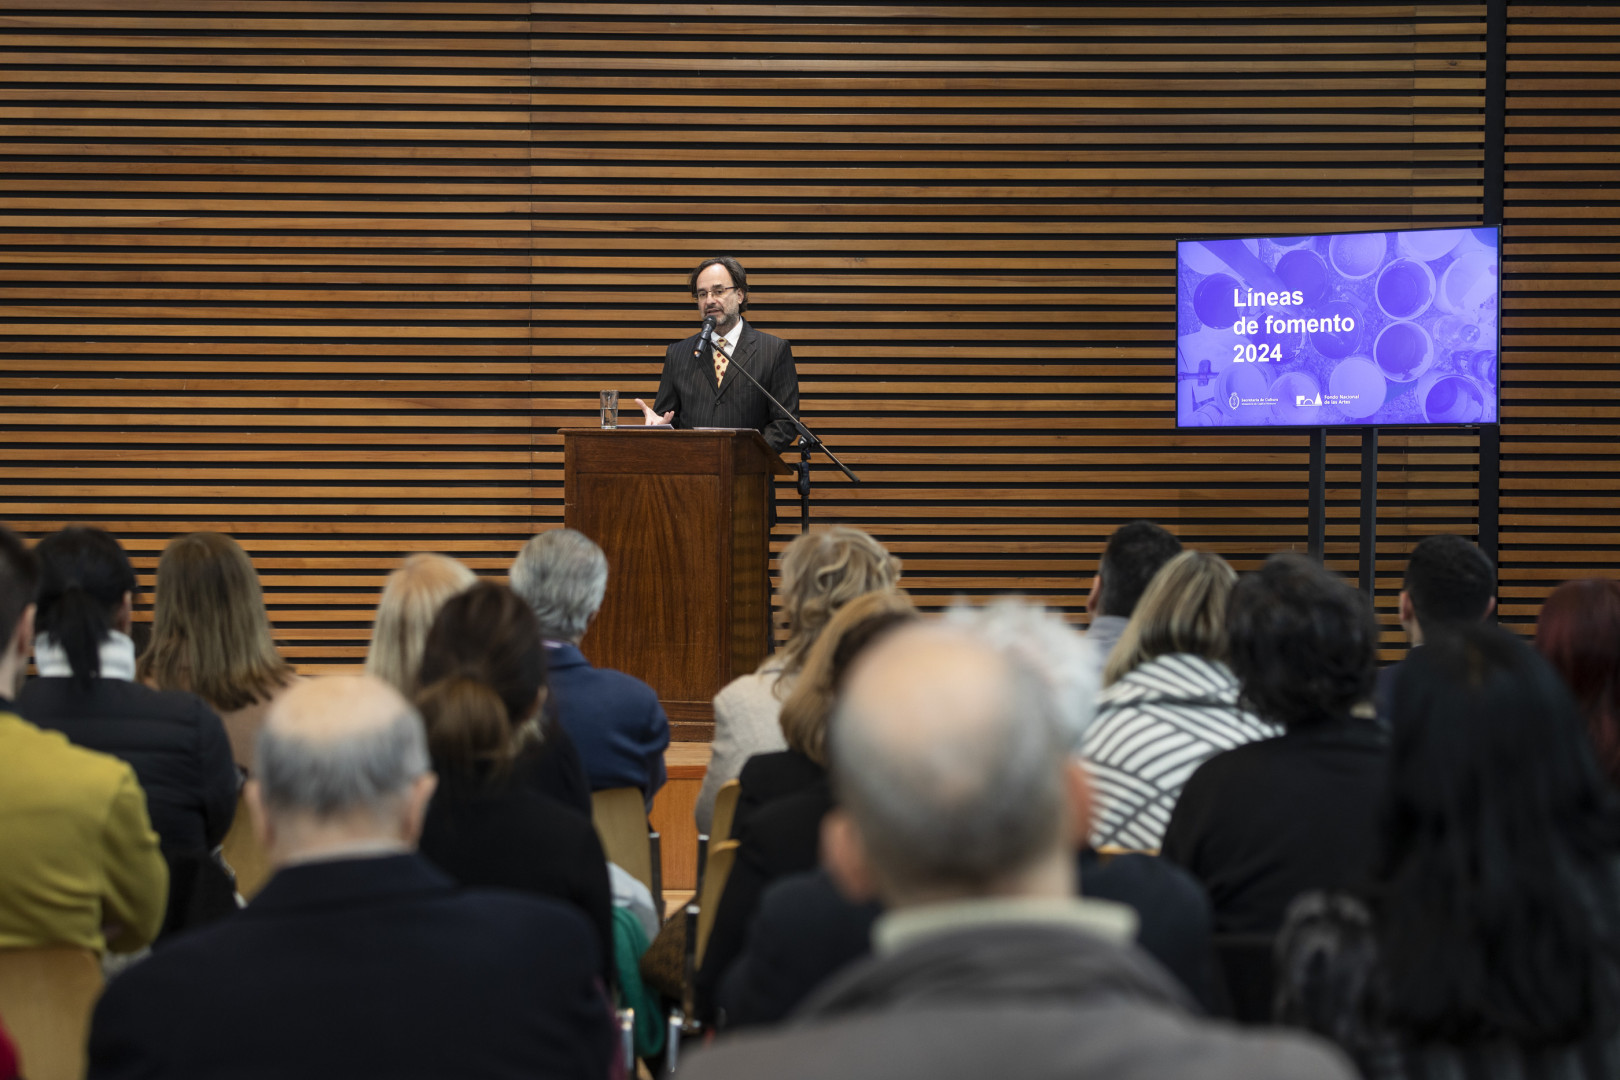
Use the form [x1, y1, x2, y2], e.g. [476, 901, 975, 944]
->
[220, 791, 272, 900]
[693, 838, 740, 969]
[1092, 844, 1158, 867]
[0, 946, 104, 1080]
[592, 787, 662, 911]
[696, 779, 743, 894]
[710, 780, 743, 846]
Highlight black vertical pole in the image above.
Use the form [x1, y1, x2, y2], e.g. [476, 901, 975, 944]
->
[1484, 0, 1506, 229]
[1483, 0, 1503, 615]
[1359, 428, 1378, 597]
[1482, 0, 1505, 614]
[1479, 424, 1500, 617]
[1308, 428, 1326, 561]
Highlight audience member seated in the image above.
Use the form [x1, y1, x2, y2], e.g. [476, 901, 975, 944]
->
[137, 532, 300, 770]
[696, 525, 900, 835]
[1536, 577, 1620, 784]
[732, 589, 915, 840]
[509, 529, 669, 800]
[87, 675, 615, 1080]
[17, 527, 238, 934]
[1083, 520, 1183, 682]
[695, 591, 916, 1023]
[413, 581, 616, 991]
[0, 524, 167, 956]
[1082, 550, 1278, 851]
[364, 551, 475, 697]
[1375, 534, 1495, 723]
[367, 550, 591, 815]
[1162, 553, 1385, 934]
[1276, 624, 1620, 1079]
[682, 619, 1354, 1080]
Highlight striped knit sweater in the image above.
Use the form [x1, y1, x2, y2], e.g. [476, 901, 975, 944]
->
[1082, 653, 1279, 852]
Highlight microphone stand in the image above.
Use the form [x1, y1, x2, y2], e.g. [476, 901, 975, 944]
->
[717, 344, 860, 535]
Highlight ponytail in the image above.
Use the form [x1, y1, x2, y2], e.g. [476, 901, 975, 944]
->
[34, 527, 136, 689]
[415, 675, 516, 776]
[40, 585, 110, 688]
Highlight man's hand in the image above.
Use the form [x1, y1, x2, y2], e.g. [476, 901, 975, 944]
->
[635, 398, 674, 426]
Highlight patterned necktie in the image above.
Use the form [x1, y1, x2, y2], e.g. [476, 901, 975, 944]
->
[713, 339, 730, 385]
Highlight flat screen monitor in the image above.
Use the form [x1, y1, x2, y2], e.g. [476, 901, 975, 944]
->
[1176, 226, 1499, 428]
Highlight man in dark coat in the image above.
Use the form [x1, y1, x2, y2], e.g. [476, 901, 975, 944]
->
[636, 256, 801, 452]
[681, 617, 1353, 1080]
[88, 675, 615, 1080]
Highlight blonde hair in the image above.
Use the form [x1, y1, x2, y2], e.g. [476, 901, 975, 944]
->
[1103, 550, 1237, 686]
[365, 554, 478, 697]
[779, 589, 915, 766]
[138, 532, 294, 711]
[774, 526, 900, 691]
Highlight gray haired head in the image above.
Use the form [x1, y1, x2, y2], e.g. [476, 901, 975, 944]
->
[508, 529, 608, 643]
[256, 676, 431, 820]
[944, 598, 1100, 750]
[829, 619, 1072, 900]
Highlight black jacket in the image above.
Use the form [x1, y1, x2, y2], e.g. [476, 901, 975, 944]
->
[18, 676, 238, 855]
[419, 770, 616, 991]
[696, 776, 832, 1021]
[88, 854, 615, 1080]
[1161, 718, 1389, 934]
[654, 321, 800, 452]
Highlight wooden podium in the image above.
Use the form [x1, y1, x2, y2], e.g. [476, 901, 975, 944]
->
[562, 428, 791, 741]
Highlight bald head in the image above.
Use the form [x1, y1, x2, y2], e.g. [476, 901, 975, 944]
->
[256, 675, 431, 823]
[830, 621, 1076, 905]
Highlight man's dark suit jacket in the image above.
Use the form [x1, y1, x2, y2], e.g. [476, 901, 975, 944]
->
[653, 321, 800, 452]
[87, 854, 615, 1080]
[545, 642, 669, 799]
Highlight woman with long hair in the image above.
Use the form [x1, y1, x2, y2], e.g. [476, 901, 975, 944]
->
[413, 581, 615, 991]
[1536, 578, 1620, 785]
[695, 589, 916, 1023]
[1279, 623, 1620, 1078]
[695, 525, 900, 834]
[19, 526, 239, 932]
[138, 531, 297, 769]
[1081, 550, 1277, 850]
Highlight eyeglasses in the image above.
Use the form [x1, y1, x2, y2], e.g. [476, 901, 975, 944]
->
[693, 286, 739, 302]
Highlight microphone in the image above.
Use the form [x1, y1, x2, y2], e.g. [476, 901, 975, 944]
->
[693, 314, 716, 359]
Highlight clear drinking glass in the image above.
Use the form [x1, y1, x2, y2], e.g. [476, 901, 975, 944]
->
[599, 389, 618, 429]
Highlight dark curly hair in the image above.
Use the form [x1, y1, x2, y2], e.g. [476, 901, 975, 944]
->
[1226, 553, 1377, 728]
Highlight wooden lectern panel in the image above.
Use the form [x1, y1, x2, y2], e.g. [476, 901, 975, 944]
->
[563, 429, 785, 740]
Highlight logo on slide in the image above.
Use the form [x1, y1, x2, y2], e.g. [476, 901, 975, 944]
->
[1228, 392, 1240, 410]
[1295, 393, 1322, 407]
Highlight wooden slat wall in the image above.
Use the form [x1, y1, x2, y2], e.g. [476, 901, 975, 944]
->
[1500, 5, 1620, 633]
[0, 3, 1607, 692]
[0, 1, 540, 666]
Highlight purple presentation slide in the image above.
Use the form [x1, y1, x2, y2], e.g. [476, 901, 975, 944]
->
[1176, 227, 1499, 428]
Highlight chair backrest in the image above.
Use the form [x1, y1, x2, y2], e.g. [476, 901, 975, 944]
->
[220, 790, 272, 900]
[694, 839, 740, 968]
[710, 779, 743, 845]
[593, 787, 655, 895]
[0, 946, 104, 1080]
[1213, 932, 1278, 1024]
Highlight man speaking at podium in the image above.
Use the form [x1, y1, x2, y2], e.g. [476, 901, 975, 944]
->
[636, 256, 801, 453]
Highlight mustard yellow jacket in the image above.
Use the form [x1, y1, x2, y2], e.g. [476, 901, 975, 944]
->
[0, 710, 167, 953]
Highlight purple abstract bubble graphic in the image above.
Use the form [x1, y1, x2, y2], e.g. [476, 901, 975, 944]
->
[1177, 226, 1499, 429]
